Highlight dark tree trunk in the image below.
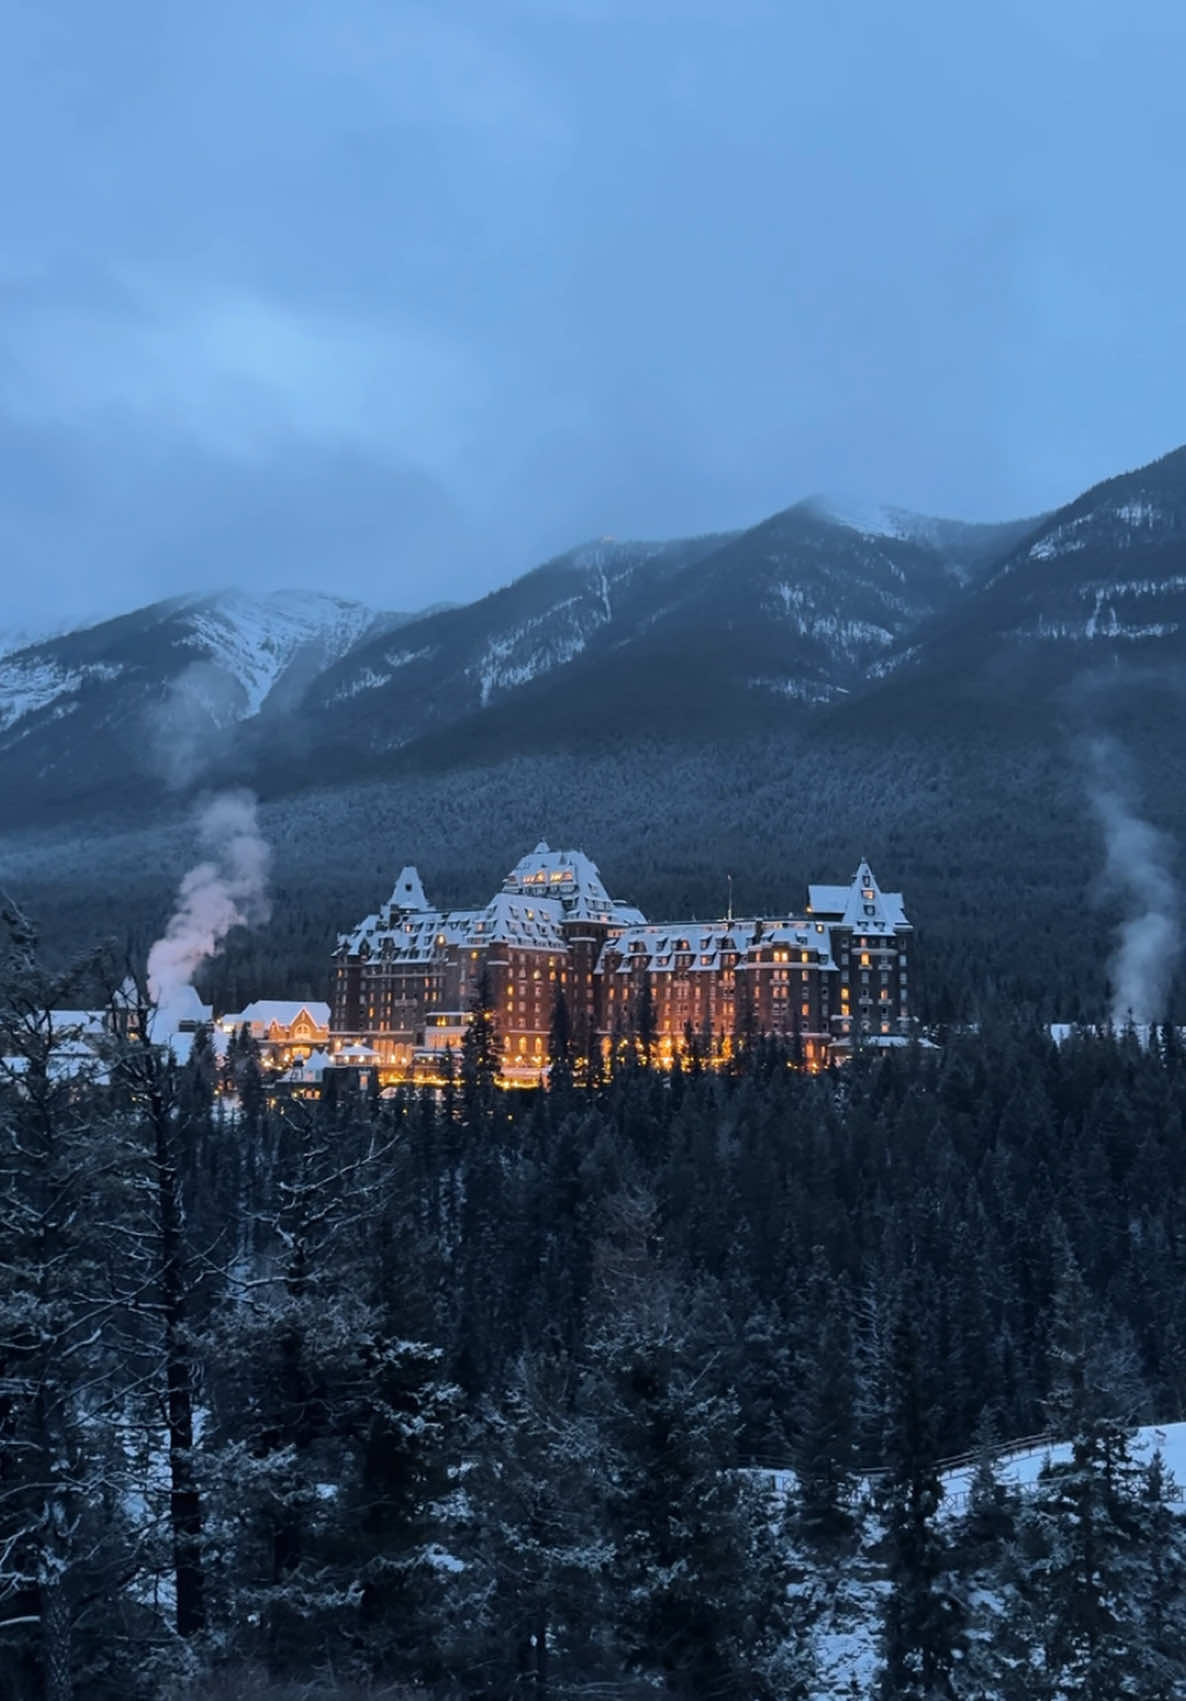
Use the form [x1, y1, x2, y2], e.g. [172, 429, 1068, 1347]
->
[153, 1090, 207, 1638]
[39, 1554, 73, 1701]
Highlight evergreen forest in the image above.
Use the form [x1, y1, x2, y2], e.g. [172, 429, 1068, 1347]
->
[5, 909, 1186, 1699]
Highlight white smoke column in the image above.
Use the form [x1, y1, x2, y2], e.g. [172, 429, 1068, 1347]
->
[147, 791, 272, 1036]
[1087, 738, 1180, 1027]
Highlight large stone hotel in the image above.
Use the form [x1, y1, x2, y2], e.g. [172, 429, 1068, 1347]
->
[330, 844, 913, 1082]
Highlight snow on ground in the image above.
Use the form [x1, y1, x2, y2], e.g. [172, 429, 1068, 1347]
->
[940, 1422, 1186, 1514]
[754, 1425, 1186, 1698]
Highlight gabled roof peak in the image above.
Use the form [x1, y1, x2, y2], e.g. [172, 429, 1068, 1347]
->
[388, 865, 430, 913]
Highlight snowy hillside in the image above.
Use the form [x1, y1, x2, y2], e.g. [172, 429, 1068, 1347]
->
[164, 589, 384, 718]
[940, 1420, 1186, 1509]
[0, 588, 390, 742]
[765, 1423, 1186, 1698]
[317, 535, 729, 716]
[807, 496, 1043, 582]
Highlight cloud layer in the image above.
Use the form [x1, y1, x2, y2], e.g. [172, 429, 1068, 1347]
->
[3, 1, 1186, 626]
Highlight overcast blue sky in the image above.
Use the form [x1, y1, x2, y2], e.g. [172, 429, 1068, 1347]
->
[2, 0, 1185, 627]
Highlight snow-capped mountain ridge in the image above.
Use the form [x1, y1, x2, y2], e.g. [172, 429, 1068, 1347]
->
[3, 441, 1185, 820]
[0, 587, 393, 749]
[168, 589, 385, 718]
[804, 496, 1047, 582]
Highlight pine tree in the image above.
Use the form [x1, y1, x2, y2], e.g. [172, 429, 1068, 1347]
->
[1005, 1251, 1184, 1699]
[585, 1207, 804, 1698]
[461, 967, 499, 1131]
[108, 986, 212, 1641]
[790, 1259, 858, 1550]
[228, 1023, 266, 1131]
[1140, 1448, 1186, 1698]
[0, 911, 136, 1701]
[878, 1296, 961, 1700]
[634, 972, 657, 1066]
[448, 1353, 610, 1696]
[545, 982, 574, 1103]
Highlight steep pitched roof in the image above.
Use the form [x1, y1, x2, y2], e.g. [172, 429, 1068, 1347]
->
[388, 866, 430, 913]
[503, 844, 644, 924]
[809, 862, 910, 932]
[225, 1000, 331, 1031]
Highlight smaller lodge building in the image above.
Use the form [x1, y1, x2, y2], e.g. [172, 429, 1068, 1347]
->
[216, 1000, 331, 1068]
[330, 844, 913, 1083]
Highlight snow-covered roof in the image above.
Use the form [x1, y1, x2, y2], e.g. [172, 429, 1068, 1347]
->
[469, 890, 567, 950]
[806, 884, 851, 916]
[50, 1009, 108, 1039]
[603, 923, 712, 973]
[338, 844, 645, 959]
[388, 866, 430, 913]
[334, 1041, 380, 1061]
[2, 1043, 111, 1085]
[221, 1000, 331, 1032]
[148, 984, 214, 1040]
[762, 920, 837, 963]
[284, 1047, 332, 1080]
[597, 919, 838, 975]
[502, 842, 644, 925]
[808, 862, 910, 932]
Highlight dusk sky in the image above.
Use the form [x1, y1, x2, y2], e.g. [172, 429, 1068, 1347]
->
[3, 0, 1185, 629]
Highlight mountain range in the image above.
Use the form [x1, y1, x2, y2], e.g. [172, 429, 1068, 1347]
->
[6, 443, 1186, 816]
[0, 470, 1074, 815]
[3, 442, 1186, 1020]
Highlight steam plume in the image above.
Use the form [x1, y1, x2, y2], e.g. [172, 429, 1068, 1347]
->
[1087, 738, 1180, 1027]
[147, 791, 271, 1034]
